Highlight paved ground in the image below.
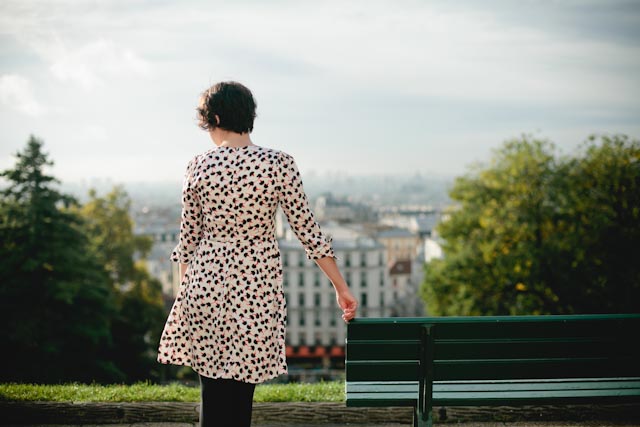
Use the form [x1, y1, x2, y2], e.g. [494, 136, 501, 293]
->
[7, 422, 640, 427]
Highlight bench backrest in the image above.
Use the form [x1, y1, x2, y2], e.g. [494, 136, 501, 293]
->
[346, 314, 640, 382]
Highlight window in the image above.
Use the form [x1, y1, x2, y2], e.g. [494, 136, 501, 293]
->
[298, 293, 305, 308]
[284, 271, 289, 288]
[299, 311, 306, 326]
[329, 332, 337, 345]
[298, 252, 304, 267]
[314, 271, 320, 287]
[298, 271, 305, 287]
[380, 292, 385, 307]
[379, 271, 385, 287]
[314, 309, 321, 326]
[360, 271, 367, 288]
[360, 252, 367, 267]
[328, 295, 336, 326]
[379, 252, 384, 266]
[345, 271, 352, 287]
[345, 252, 351, 267]
[314, 331, 322, 345]
[361, 293, 368, 308]
[283, 252, 289, 267]
[299, 331, 306, 345]
[314, 293, 321, 307]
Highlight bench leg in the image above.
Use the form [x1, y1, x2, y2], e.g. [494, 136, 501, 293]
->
[413, 405, 432, 427]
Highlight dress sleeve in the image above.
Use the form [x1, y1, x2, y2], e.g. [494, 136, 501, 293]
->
[277, 151, 337, 260]
[170, 156, 202, 264]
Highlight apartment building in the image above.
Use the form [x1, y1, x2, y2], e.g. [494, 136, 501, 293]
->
[279, 223, 391, 348]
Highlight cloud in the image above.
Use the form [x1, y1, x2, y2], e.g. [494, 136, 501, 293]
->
[45, 38, 151, 90]
[2, 1, 638, 104]
[0, 74, 46, 116]
[0, 2, 151, 90]
[80, 124, 109, 144]
[126, 1, 638, 108]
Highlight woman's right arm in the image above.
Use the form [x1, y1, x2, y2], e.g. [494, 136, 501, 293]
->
[276, 151, 358, 322]
[315, 256, 358, 322]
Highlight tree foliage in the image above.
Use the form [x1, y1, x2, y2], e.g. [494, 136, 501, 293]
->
[0, 136, 167, 384]
[0, 135, 121, 383]
[73, 187, 166, 383]
[421, 134, 640, 315]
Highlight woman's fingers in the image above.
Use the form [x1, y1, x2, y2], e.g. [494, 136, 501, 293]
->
[342, 305, 356, 322]
[336, 291, 358, 323]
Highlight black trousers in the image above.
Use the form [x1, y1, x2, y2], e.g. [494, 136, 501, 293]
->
[198, 373, 257, 427]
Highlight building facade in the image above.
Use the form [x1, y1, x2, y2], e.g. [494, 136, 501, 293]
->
[279, 225, 391, 348]
[375, 227, 422, 265]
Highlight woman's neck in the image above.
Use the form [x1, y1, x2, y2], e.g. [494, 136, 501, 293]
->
[210, 129, 254, 148]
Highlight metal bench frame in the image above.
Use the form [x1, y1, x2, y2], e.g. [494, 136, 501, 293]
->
[345, 314, 640, 427]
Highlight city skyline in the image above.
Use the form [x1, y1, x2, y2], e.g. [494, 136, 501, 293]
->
[1, 0, 639, 184]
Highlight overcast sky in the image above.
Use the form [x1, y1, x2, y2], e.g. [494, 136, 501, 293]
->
[1, 0, 639, 184]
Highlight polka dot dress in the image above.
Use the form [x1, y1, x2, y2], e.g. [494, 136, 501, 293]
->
[157, 145, 336, 384]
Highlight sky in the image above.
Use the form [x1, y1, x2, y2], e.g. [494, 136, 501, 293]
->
[1, 0, 639, 185]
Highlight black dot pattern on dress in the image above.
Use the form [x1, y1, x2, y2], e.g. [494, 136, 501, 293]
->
[157, 145, 336, 384]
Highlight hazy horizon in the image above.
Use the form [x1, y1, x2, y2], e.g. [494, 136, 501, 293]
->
[54, 169, 453, 208]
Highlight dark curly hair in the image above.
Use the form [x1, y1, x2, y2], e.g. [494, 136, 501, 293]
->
[196, 81, 257, 133]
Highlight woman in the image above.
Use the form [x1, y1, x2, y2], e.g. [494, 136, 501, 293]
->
[157, 81, 358, 427]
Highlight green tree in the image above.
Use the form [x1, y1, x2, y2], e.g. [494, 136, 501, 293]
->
[74, 187, 166, 383]
[421, 134, 640, 315]
[548, 135, 640, 313]
[0, 135, 122, 383]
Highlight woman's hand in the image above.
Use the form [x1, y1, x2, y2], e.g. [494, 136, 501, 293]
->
[314, 255, 357, 323]
[336, 289, 358, 323]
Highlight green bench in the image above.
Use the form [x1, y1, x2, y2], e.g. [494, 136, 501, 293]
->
[345, 314, 640, 427]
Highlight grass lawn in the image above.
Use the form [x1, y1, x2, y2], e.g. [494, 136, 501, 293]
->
[0, 380, 344, 403]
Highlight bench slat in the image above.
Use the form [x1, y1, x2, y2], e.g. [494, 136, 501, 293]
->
[347, 357, 640, 382]
[432, 319, 639, 341]
[347, 378, 640, 393]
[347, 315, 640, 341]
[346, 360, 419, 381]
[434, 357, 640, 380]
[435, 337, 632, 359]
[346, 391, 640, 408]
[347, 340, 420, 360]
[346, 379, 640, 406]
[348, 382, 418, 393]
[438, 379, 640, 391]
[347, 337, 632, 361]
[434, 388, 640, 406]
